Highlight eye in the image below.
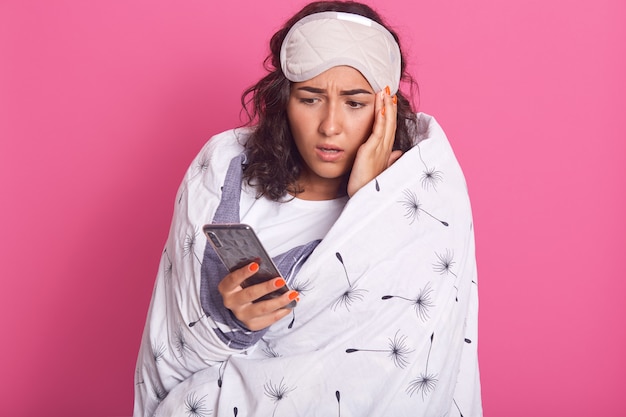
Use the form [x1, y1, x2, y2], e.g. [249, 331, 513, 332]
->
[299, 97, 318, 105]
[346, 101, 365, 109]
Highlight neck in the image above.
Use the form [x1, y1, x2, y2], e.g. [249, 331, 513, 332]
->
[292, 174, 347, 201]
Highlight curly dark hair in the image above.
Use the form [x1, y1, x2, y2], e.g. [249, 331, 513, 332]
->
[240, 1, 419, 201]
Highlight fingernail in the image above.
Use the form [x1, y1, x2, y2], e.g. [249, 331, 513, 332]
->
[274, 278, 286, 288]
[249, 262, 259, 272]
[385, 86, 390, 95]
[288, 291, 299, 301]
[381, 107, 385, 116]
[392, 95, 397, 104]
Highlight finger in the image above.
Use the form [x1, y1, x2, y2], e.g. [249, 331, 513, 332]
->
[218, 262, 259, 294]
[382, 91, 397, 149]
[370, 87, 395, 151]
[231, 290, 299, 330]
[241, 303, 295, 331]
[387, 150, 403, 167]
[245, 289, 299, 316]
[368, 90, 386, 146]
[230, 276, 287, 307]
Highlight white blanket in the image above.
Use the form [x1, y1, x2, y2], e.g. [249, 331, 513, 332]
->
[134, 113, 482, 416]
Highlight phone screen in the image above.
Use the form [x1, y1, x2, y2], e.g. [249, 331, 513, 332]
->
[203, 223, 294, 306]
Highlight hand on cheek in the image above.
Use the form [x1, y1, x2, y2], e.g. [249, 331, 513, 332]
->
[347, 86, 402, 197]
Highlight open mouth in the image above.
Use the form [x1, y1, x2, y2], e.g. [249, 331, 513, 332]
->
[315, 144, 344, 162]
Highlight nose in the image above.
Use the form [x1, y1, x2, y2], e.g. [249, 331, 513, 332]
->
[318, 102, 342, 137]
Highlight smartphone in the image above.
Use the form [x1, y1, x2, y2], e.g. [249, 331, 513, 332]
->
[202, 223, 295, 307]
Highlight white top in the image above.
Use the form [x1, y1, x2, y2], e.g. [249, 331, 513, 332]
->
[239, 183, 348, 256]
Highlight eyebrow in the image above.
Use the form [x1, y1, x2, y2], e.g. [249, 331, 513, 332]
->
[296, 86, 373, 96]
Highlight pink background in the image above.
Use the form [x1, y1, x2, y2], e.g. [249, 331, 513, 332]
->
[1, 0, 625, 415]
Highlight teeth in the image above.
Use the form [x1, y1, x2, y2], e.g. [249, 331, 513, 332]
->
[321, 148, 339, 153]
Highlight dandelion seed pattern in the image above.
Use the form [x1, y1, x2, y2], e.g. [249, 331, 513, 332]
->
[332, 287, 367, 311]
[188, 313, 206, 328]
[152, 342, 166, 365]
[398, 189, 449, 226]
[153, 385, 167, 403]
[453, 398, 465, 417]
[264, 378, 295, 417]
[135, 367, 144, 386]
[346, 330, 414, 368]
[184, 392, 211, 417]
[197, 155, 210, 174]
[407, 332, 438, 400]
[433, 249, 462, 301]
[288, 309, 297, 329]
[382, 282, 435, 322]
[407, 372, 438, 401]
[163, 249, 173, 281]
[262, 344, 281, 358]
[173, 325, 192, 358]
[433, 249, 456, 277]
[421, 167, 444, 191]
[183, 229, 203, 265]
[178, 153, 211, 204]
[290, 277, 313, 295]
[336, 390, 341, 417]
[217, 361, 226, 388]
[416, 143, 444, 191]
[331, 252, 367, 311]
[287, 277, 313, 329]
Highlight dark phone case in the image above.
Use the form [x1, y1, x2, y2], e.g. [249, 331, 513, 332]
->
[202, 223, 295, 306]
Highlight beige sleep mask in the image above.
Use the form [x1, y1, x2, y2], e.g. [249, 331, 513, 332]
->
[280, 11, 401, 94]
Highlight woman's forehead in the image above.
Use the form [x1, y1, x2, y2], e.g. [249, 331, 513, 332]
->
[292, 66, 375, 92]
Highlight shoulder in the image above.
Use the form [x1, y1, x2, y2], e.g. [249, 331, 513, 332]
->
[185, 127, 250, 177]
[177, 127, 252, 197]
[174, 127, 253, 220]
[200, 127, 251, 159]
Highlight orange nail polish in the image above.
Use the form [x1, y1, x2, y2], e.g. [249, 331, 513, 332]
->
[381, 107, 386, 116]
[393, 95, 397, 104]
[274, 278, 286, 288]
[385, 86, 390, 95]
[249, 262, 259, 272]
[288, 291, 299, 301]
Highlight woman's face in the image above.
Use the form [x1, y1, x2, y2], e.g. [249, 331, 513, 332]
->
[286, 66, 376, 198]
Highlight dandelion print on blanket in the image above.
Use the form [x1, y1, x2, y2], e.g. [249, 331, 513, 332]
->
[264, 378, 295, 417]
[331, 252, 367, 311]
[398, 189, 449, 227]
[407, 332, 438, 400]
[184, 392, 211, 417]
[416, 142, 444, 191]
[346, 330, 414, 368]
[382, 281, 435, 322]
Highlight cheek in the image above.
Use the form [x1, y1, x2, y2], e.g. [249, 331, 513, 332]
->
[350, 109, 376, 144]
[286, 99, 311, 131]
[286, 103, 302, 138]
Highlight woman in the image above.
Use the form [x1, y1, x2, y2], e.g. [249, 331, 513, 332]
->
[134, 2, 482, 416]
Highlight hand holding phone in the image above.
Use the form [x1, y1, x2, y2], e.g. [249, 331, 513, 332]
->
[203, 223, 297, 308]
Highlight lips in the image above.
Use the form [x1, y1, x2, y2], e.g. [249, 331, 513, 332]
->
[315, 144, 344, 162]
